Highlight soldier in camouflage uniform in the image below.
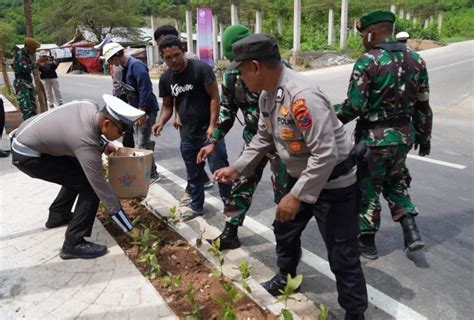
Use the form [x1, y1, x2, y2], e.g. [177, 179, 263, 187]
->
[13, 38, 41, 120]
[334, 10, 433, 260]
[197, 25, 288, 250]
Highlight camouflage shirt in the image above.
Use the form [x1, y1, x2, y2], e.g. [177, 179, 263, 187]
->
[334, 37, 432, 146]
[13, 48, 36, 84]
[212, 69, 260, 145]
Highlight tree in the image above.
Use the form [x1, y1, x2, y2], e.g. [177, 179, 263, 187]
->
[42, 0, 143, 43]
[23, 0, 48, 114]
[0, 21, 14, 94]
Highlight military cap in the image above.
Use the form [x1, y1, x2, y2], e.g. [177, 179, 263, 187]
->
[24, 37, 41, 50]
[222, 24, 251, 61]
[395, 31, 410, 41]
[356, 10, 396, 32]
[228, 33, 281, 70]
[102, 94, 145, 128]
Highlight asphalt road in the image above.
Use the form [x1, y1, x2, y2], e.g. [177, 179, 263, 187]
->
[2, 40, 473, 319]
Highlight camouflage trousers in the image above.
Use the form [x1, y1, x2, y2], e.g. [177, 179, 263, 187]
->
[359, 144, 418, 235]
[225, 152, 288, 226]
[14, 80, 37, 120]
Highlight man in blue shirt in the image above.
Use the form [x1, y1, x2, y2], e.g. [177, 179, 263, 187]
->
[104, 42, 160, 182]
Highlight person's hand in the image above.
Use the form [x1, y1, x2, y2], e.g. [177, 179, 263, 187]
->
[152, 122, 163, 136]
[135, 114, 146, 127]
[197, 144, 216, 163]
[173, 114, 182, 129]
[414, 141, 430, 156]
[104, 143, 118, 156]
[214, 167, 239, 184]
[275, 193, 301, 222]
[206, 124, 216, 139]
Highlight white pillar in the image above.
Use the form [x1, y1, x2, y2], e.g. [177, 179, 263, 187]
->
[219, 23, 224, 60]
[430, 15, 434, 25]
[413, 17, 417, 27]
[424, 19, 429, 29]
[328, 7, 334, 45]
[406, 12, 411, 20]
[150, 15, 155, 65]
[174, 19, 179, 32]
[438, 10, 444, 34]
[399, 7, 404, 19]
[212, 14, 218, 62]
[277, 15, 283, 35]
[293, 0, 301, 54]
[353, 20, 358, 35]
[255, 9, 262, 33]
[231, 3, 239, 25]
[390, 3, 396, 14]
[340, 0, 348, 50]
[185, 9, 193, 54]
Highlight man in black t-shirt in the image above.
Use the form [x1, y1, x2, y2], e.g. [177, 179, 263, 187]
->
[152, 36, 231, 221]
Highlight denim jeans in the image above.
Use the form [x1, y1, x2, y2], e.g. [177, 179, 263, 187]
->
[134, 110, 157, 174]
[180, 138, 231, 211]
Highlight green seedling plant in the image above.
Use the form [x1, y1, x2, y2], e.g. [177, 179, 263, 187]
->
[131, 224, 161, 280]
[183, 282, 204, 320]
[195, 227, 206, 248]
[317, 304, 329, 320]
[208, 238, 225, 278]
[130, 197, 144, 211]
[161, 272, 182, 290]
[277, 274, 303, 320]
[211, 281, 243, 320]
[235, 259, 252, 294]
[163, 206, 180, 226]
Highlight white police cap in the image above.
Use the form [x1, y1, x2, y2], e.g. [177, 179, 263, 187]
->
[395, 31, 410, 41]
[102, 94, 144, 127]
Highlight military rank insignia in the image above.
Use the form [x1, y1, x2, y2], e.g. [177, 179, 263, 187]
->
[279, 106, 289, 117]
[280, 128, 295, 139]
[291, 99, 313, 129]
[288, 141, 302, 153]
[275, 87, 284, 102]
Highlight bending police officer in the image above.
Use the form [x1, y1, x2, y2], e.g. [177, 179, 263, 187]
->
[215, 34, 368, 320]
[11, 95, 140, 259]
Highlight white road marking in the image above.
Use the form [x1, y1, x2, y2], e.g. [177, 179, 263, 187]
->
[429, 58, 474, 71]
[76, 83, 100, 87]
[155, 163, 428, 320]
[407, 154, 466, 169]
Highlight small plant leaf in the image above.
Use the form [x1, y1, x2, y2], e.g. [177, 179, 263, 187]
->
[280, 308, 294, 320]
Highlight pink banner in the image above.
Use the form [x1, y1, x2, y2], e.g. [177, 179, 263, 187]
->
[196, 7, 214, 68]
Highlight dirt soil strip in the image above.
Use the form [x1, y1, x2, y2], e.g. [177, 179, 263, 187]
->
[142, 183, 312, 320]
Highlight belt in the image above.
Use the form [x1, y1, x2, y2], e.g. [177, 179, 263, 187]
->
[357, 117, 410, 130]
[328, 156, 356, 181]
[11, 138, 41, 157]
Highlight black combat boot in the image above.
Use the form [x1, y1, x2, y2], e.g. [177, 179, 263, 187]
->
[213, 222, 240, 250]
[400, 216, 424, 252]
[358, 233, 378, 260]
[261, 273, 300, 297]
[345, 312, 365, 320]
[59, 239, 107, 260]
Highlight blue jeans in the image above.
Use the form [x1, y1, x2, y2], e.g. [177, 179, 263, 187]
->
[135, 111, 157, 174]
[180, 138, 231, 211]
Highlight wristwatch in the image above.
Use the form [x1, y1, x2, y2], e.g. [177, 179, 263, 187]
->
[208, 137, 219, 145]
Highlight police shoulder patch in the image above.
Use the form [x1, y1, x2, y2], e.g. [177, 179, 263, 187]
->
[275, 87, 284, 102]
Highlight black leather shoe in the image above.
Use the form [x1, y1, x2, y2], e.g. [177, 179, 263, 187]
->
[400, 216, 424, 252]
[59, 240, 107, 260]
[345, 312, 365, 320]
[0, 150, 10, 158]
[358, 234, 378, 260]
[45, 213, 73, 229]
[261, 273, 299, 297]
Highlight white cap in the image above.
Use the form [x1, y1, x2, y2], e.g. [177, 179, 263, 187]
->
[103, 42, 124, 62]
[102, 94, 145, 127]
[395, 31, 410, 41]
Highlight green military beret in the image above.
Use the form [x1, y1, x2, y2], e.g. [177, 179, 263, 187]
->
[356, 10, 396, 32]
[222, 24, 251, 61]
[24, 37, 41, 50]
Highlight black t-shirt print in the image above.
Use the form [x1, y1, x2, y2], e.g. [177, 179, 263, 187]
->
[159, 59, 216, 140]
